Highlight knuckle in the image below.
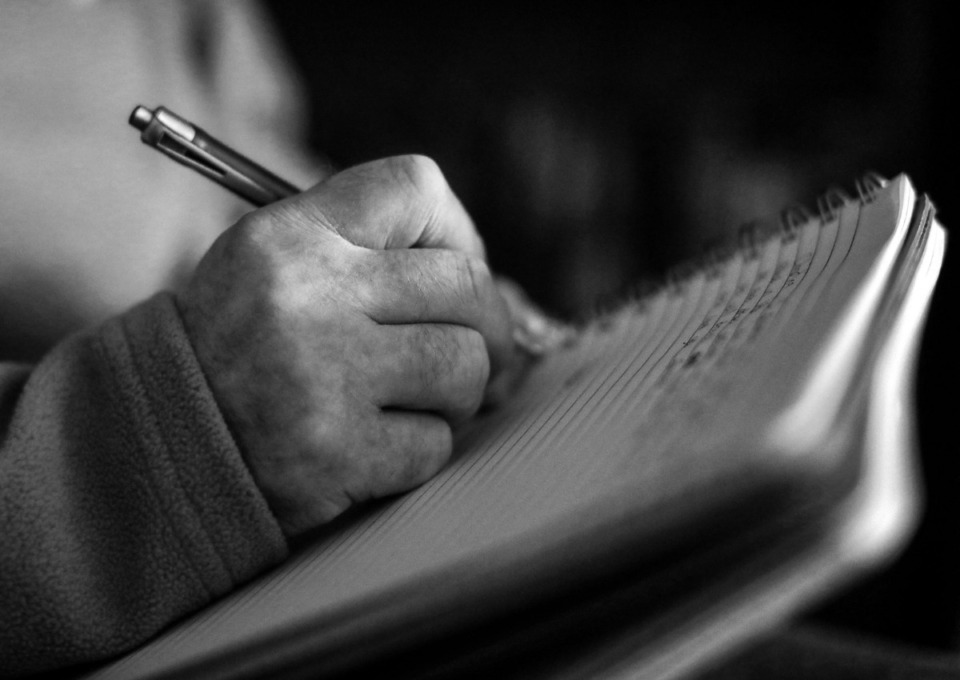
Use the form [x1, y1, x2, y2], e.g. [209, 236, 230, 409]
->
[365, 415, 452, 495]
[390, 417, 452, 490]
[455, 329, 491, 413]
[221, 211, 292, 283]
[231, 210, 276, 251]
[408, 326, 489, 418]
[429, 419, 455, 460]
[396, 446, 427, 490]
[408, 421, 453, 484]
[387, 154, 446, 200]
[208, 214, 258, 269]
[432, 328, 488, 418]
[411, 324, 451, 388]
[455, 253, 493, 307]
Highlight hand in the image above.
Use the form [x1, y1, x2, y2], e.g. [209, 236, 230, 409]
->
[179, 155, 520, 536]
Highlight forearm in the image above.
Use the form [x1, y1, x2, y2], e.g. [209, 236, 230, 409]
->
[0, 293, 287, 675]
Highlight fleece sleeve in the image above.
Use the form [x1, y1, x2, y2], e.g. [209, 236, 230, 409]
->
[0, 293, 289, 676]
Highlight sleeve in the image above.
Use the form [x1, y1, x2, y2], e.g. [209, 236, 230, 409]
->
[0, 293, 289, 676]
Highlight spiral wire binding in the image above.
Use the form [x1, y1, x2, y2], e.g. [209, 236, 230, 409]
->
[817, 187, 855, 223]
[779, 204, 816, 234]
[855, 171, 886, 204]
[587, 172, 890, 325]
[736, 218, 762, 257]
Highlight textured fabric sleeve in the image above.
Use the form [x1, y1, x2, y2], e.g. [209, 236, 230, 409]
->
[0, 293, 289, 676]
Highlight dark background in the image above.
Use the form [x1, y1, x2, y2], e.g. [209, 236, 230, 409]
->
[263, 0, 956, 654]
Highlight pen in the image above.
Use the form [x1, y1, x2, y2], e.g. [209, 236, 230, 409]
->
[128, 105, 301, 207]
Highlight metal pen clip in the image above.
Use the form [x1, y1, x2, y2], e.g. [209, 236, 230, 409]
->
[129, 105, 299, 207]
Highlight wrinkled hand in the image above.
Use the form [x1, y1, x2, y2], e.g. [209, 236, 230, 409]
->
[179, 155, 525, 536]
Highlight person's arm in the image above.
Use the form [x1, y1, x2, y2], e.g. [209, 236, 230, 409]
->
[0, 155, 526, 674]
[0, 294, 288, 676]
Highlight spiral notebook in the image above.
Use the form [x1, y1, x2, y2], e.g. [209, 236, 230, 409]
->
[85, 174, 946, 680]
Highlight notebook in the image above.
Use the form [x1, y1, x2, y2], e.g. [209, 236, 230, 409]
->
[84, 173, 946, 680]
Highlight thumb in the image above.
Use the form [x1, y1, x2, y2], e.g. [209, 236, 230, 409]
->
[276, 155, 486, 257]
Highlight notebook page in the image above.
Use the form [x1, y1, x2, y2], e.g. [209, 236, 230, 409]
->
[746, 213, 819, 343]
[768, 176, 914, 453]
[87, 178, 912, 680]
[710, 233, 784, 352]
[600, 253, 743, 431]
[566, 271, 715, 448]
[665, 233, 783, 401]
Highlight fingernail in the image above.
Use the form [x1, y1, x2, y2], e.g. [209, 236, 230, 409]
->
[513, 317, 573, 356]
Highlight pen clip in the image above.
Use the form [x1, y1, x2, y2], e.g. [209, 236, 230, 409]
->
[133, 107, 278, 205]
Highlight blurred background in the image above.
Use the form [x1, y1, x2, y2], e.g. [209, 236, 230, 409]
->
[263, 0, 956, 658]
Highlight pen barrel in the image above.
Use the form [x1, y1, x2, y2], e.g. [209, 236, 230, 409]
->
[194, 130, 300, 206]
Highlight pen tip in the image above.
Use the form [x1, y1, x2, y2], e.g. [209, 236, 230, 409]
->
[129, 105, 153, 131]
